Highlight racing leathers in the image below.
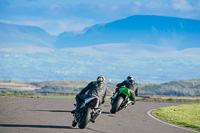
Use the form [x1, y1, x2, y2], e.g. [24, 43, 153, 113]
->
[72, 81, 107, 113]
[114, 80, 138, 104]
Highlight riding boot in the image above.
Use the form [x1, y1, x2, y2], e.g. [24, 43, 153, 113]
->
[111, 92, 118, 100]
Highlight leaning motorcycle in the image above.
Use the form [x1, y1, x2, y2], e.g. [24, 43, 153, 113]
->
[72, 96, 101, 129]
[110, 87, 133, 114]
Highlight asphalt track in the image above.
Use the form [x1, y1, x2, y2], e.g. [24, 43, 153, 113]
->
[0, 97, 196, 133]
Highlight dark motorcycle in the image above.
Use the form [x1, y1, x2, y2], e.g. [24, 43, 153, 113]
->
[72, 96, 101, 129]
[110, 87, 133, 114]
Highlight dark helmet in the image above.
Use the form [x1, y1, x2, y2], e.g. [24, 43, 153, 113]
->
[97, 75, 105, 82]
[127, 76, 134, 81]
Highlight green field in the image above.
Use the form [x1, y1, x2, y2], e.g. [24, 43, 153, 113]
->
[33, 94, 76, 99]
[152, 104, 200, 132]
[0, 94, 114, 101]
[0, 93, 76, 99]
[1, 94, 200, 104]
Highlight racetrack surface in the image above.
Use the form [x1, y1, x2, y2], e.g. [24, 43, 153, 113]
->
[0, 97, 195, 133]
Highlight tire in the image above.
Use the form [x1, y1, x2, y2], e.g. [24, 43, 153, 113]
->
[110, 96, 123, 114]
[78, 108, 92, 129]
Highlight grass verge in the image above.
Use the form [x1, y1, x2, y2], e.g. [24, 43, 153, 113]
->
[0, 93, 34, 98]
[0, 93, 113, 100]
[1, 94, 200, 103]
[0, 93, 76, 99]
[34, 94, 76, 99]
[152, 104, 200, 132]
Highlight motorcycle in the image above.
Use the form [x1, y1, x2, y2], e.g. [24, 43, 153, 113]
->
[110, 87, 133, 114]
[72, 96, 101, 129]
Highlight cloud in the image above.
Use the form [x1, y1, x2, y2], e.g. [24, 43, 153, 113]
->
[171, 0, 193, 11]
[2, 17, 97, 35]
[48, 4, 61, 10]
[195, 2, 200, 10]
[1, 0, 200, 35]
[134, 1, 142, 7]
[57, 18, 96, 32]
[145, 2, 160, 9]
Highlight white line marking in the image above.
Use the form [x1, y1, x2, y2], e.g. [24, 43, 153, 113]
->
[147, 109, 200, 133]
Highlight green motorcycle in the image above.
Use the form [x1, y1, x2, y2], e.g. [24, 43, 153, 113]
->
[110, 87, 133, 114]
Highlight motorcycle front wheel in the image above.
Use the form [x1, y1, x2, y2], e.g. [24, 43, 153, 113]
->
[78, 107, 92, 129]
[110, 96, 123, 114]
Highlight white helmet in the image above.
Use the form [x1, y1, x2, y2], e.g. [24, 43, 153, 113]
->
[127, 76, 134, 81]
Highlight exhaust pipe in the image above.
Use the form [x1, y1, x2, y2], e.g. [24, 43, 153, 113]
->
[91, 109, 101, 122]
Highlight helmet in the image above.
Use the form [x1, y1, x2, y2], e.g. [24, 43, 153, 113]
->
[127, 76, 134, 81]
[97, 75, 105, 82]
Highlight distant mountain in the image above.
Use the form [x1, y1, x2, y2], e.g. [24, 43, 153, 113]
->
[54, 15, 200, 50]
[0, 22, 56, 49]
[0, 16, 200, 83]
[140, 79, 200, 96]
[1, 15, 200, 51]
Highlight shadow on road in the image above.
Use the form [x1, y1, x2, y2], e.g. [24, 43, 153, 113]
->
[86, 127, 107, 133]
[0, 124, 73, 129]
[101, 111, 111, 114]
[31, 110, 71, 112]
[0, 124, 108, 132]
[32, 110, 112, 115]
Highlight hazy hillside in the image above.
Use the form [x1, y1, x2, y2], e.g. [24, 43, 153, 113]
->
[54, 15, 200, 49]
[0, 22, 56, 50]
[0, 79, 200, 96]
[1, 50, 200, 83]
[0, 15, 200, 83]
[139, 79, 200, 96]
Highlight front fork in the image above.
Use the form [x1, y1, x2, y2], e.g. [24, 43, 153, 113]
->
[111, 92, 119, 104]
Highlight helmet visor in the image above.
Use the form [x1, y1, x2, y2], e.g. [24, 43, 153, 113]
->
[97, 77, 103, 82]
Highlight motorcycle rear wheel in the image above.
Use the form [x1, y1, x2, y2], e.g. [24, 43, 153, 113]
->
[78, 108, 92, 129]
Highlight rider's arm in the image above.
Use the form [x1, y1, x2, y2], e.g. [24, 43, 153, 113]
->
[102, 87, 107, 104]
[134, 83, 139, 96]
[104, 88, 107, 99]
[116, 80, 126, 88]
[79, 82, 93, 95]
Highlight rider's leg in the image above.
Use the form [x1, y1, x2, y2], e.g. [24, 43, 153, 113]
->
[129, 89, 136, 105]
[71, 95, 82, 113]
[111, 88, 119, 99]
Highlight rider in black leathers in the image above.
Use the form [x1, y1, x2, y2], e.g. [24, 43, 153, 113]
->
[112, 76, 138, 105]
[71, 76, 107, 114]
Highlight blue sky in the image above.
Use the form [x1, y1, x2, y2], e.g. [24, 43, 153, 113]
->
[0, 0, 200, 35]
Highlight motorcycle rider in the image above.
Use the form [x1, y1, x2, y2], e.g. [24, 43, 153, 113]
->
[111, 76, 138, 105]
[71, 76, 107, 114]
